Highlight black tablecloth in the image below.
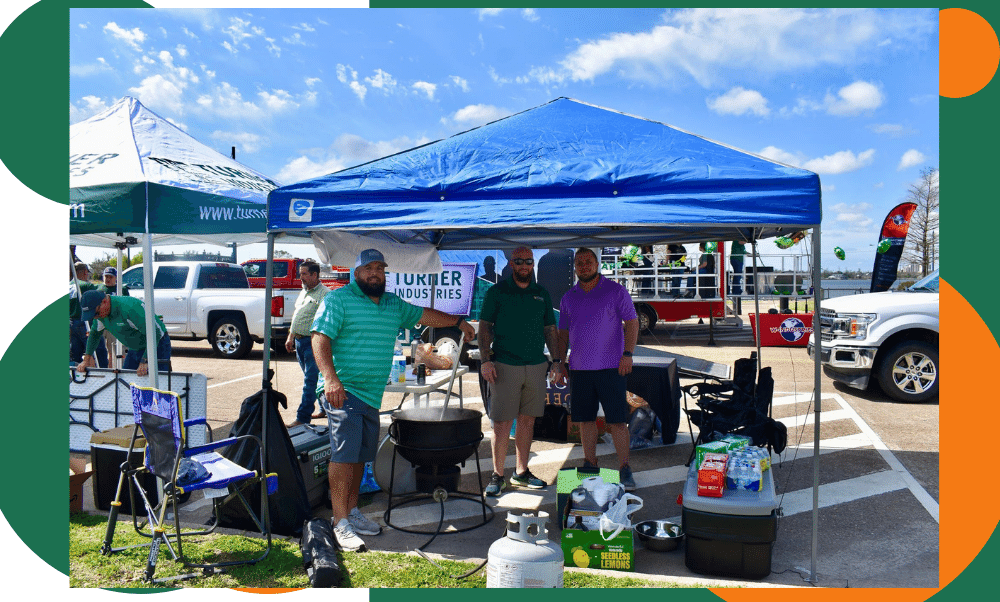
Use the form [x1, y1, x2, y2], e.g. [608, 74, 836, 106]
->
[478, 359, 680, 443]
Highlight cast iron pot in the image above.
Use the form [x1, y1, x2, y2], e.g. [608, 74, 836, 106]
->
[389, 407, 483, 467]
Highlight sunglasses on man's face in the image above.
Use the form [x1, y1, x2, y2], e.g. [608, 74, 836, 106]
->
[512, 258, 534, 266]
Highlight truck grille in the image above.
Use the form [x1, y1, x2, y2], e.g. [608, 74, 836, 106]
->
[818, 309, 836, 341]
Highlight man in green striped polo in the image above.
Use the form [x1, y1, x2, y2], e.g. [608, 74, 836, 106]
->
[312, 248, 475, 552]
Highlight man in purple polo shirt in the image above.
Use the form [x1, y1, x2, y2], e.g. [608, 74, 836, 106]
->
[553, 247, 639, 491]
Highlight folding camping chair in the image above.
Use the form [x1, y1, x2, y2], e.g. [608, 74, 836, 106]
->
[99, 384, 276, 583]
[681, 353, 782, 465]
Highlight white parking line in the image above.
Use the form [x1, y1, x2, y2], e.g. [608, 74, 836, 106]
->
[207, 372, 263, 389]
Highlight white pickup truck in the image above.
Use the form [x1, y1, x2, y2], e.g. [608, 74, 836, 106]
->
[807, 269, 939, 402]
[120, 261, 296, 359]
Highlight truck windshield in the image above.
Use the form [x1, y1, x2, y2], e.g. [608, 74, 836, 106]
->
[243, 261, 289, 278]
[906, 269, 939, 292]
[198, 266, 250, 289]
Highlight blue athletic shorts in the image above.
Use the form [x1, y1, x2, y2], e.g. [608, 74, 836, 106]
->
[322, 391, 380, 464]
[568, 368, 629, 424]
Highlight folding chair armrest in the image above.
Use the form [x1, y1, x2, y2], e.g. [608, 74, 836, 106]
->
[184, 417, 207, 428]
[185, 437, 241, 455]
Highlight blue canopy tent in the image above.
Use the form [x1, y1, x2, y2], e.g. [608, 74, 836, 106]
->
[263, 97, 826, 579]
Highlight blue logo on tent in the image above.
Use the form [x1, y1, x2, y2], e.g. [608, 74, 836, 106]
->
[289, 198, 314, 222]
[778, 317, 809, 343]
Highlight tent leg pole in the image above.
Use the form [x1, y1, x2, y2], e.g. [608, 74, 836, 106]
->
[810, 226, 822, 584]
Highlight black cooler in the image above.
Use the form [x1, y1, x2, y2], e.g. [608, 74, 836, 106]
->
[287, 423, 332, 508]
[682, 461, 778, 579]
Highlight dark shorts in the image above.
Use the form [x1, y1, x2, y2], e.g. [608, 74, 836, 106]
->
[569, 368, 629, 424]
[321, 391, 380, 464]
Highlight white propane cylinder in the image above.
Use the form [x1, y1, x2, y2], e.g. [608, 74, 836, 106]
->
[486, 511, 564, 588]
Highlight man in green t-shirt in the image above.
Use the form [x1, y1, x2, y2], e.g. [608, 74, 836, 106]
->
[479, 247, 559, 496]
[75, 290, 171, 377]
[311, 249, 474, 552]
[96, 267, 129, 368]
[70, 262, 107, 367]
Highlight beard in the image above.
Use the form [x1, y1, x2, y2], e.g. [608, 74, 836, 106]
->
[577, 271, 599, 283]
[513, 270, 532, 284]
[357, 277, 386, 297]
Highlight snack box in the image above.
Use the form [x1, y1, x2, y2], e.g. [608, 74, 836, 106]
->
[694, 440, 730, 468]
[697, 461, 726, 497]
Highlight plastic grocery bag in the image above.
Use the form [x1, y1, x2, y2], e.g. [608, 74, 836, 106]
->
[599, 493, 644, 541]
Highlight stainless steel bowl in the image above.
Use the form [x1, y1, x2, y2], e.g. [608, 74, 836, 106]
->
[635, 520, 684, 552]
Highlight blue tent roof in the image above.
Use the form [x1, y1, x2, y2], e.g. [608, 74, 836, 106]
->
[268, 97, 821, 249]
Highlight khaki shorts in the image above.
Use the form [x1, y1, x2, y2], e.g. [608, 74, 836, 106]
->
[489, 361, 549, 422]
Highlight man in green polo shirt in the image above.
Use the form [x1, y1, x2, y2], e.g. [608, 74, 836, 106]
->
[75, 290, 171, 377]
[479, 246, 559, 496]
[312, 248, 474, 552]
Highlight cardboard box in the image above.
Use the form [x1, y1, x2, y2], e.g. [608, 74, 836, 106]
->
[556, 467, 620, 523]
[697, 461, 726, 497]
[561, 493, 634, 572]
[70, 457, 93, 513]
[566, 417, 606, 443]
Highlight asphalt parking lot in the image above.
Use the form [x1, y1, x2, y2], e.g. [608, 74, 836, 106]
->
[73, 309, 939, 588]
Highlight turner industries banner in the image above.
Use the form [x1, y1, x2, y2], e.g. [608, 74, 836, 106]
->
[870, 202, 917, 293]
[387, 263, 478, 315]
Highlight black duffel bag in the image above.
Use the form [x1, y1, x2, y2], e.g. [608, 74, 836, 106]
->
[300, 518, 342, 588]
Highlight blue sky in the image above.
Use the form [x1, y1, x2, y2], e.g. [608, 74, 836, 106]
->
[70, 7, 940, 271]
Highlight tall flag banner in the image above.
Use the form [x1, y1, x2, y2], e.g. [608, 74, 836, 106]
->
[870, 202, 918, 292]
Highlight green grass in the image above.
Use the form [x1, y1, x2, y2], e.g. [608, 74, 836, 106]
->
[70, 513, 710, 589]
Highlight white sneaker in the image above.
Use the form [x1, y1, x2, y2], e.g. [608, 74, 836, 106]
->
[348, 507, 382, 536]
[333, 518, 367, 552]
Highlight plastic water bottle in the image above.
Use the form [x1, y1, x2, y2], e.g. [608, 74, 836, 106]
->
[392, 339, 406, 383]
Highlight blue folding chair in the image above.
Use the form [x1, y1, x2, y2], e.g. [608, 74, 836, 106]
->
[100, 384, 277, 583]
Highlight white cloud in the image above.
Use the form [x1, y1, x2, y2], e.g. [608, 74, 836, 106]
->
[522, 9, 540, 22]
[706, 87, 770, 117]
[265, 37, 281, 57]
[560, 8, 935, 88]
[159, 27, 167, 37]
[292, 23, 316, 32]
[759, 146, 876, 174]
[200, 64, 216, 79]
[305, 77, 321, 88]
[182, 26, 198, 39]
[103, 22, 146, 52]
[258, 89, 298, 112]
[211, 130, 266, 154]
[70, 96, 111, 124]
[869, 123, 915, 137]
[450, 75, 470, 92]
[478, 9, 507, 21]
[79, 23, 87, 29]
[758, 146, 806, 167]
[277, 133, 431, 183]
[831, 202, 874, 228]
[444, 104, 512, 128]
[412, 81, 436, 100]
[349, 81, 367, 102]
[897, 149, 926, 171]
[824, 80, 884, 116]
[196, 82, 261, 119]
[176, 44, 188, 58]
[283, 32, 307, 46]
[222, 16, 258, 54]
[874, 182, 885, 189]
[129, 74, 186, 114]
[803, 148, 876, 174]
[365, 69, 398, 93]
[70, 58, 112, 77]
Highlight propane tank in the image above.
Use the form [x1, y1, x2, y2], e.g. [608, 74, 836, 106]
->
[486, 511, 563, 588]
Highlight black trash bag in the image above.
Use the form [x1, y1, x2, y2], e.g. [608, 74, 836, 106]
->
[628, 406, 656, 450]
[216, 376, 311, 537]
[533, 403, 570, 442]
[300, 518, 342, 588]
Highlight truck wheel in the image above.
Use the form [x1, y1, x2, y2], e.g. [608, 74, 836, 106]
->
[636, 304, 657, 333]
[210, 316, 254, 359]
[875, 341, 938, 403]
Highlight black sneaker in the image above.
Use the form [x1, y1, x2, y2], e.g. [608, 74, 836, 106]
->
[581, 460, 599, 472]
[510, 469, 547, 489]
[619, 464, 637, 492]
[485, 472, 506, 497]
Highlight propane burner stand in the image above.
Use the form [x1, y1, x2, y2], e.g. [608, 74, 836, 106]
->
[383, 436, 494, 535]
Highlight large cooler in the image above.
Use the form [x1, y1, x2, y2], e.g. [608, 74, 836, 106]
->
[682, 462, 778, 579]
[288, 423, 332, 508]
[90, 425, 160, 515]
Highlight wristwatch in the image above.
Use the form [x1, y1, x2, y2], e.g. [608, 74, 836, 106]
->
[622, 351, 633, 357]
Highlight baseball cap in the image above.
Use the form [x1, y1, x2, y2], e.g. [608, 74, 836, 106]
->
[80, 290, 107, 323]
[103, 267, 117, 277]
[354, 248, 388, 269]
